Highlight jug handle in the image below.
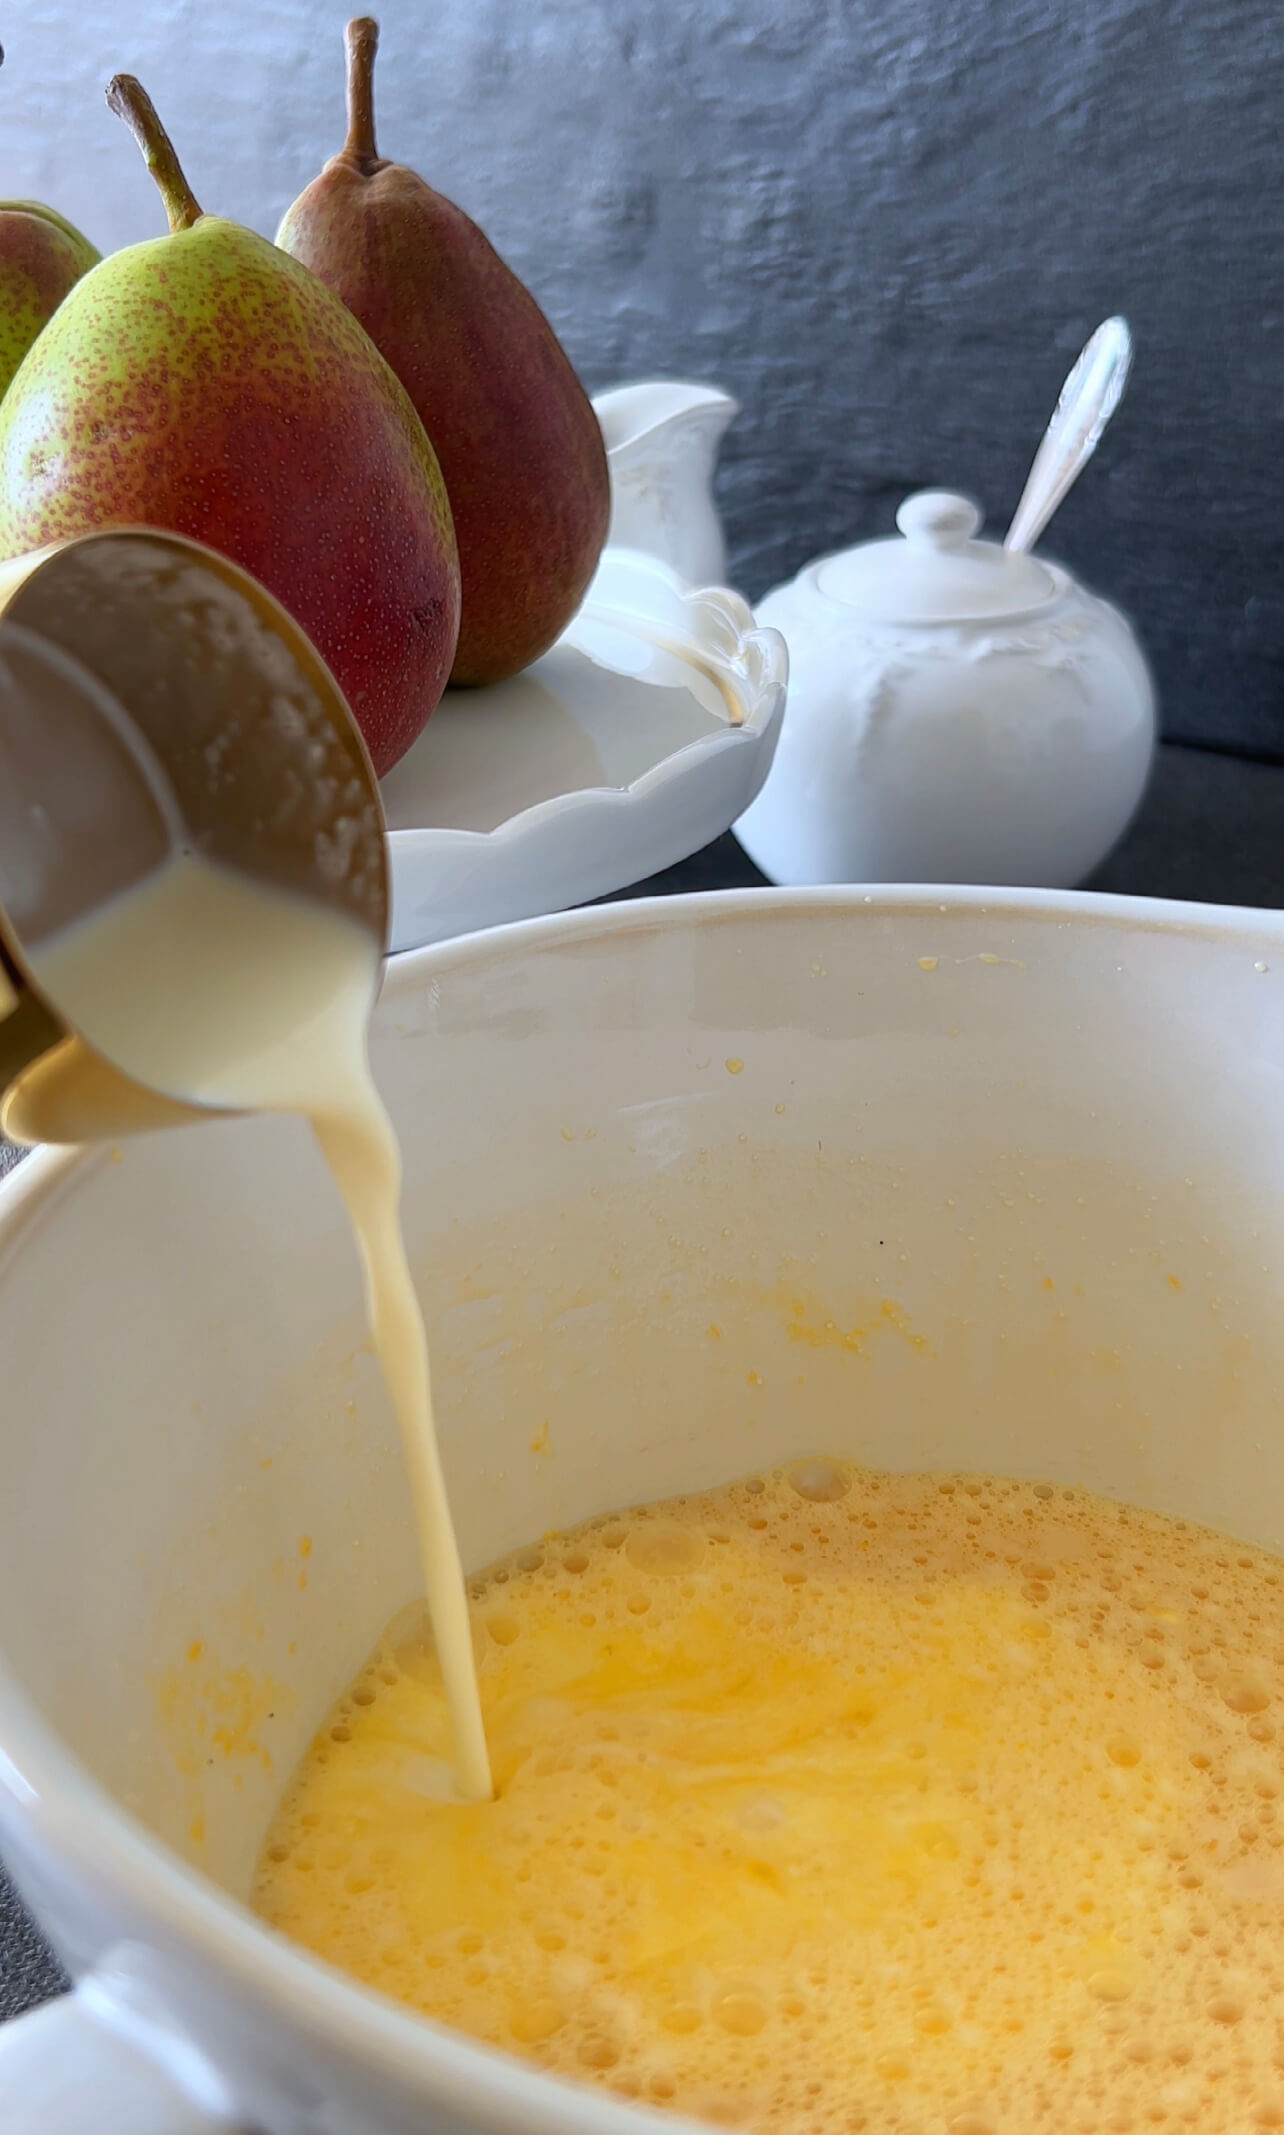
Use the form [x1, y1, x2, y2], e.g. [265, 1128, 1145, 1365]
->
[0, 1962, 247, 2134]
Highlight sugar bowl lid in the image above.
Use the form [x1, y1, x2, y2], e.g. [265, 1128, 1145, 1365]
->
[814, 491, 1058, 624]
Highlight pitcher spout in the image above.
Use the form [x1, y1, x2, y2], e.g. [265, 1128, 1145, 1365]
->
[591, 378, 739, 589]
[593, 379, 739, 463]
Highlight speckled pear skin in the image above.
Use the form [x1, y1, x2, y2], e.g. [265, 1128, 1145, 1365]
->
[277, 18, 608, 688]
[0, 153, 460, 776]
[0, 203, 99, 401]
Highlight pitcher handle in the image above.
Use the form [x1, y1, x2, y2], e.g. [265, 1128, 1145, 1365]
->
[0, 1964, 247, 2133]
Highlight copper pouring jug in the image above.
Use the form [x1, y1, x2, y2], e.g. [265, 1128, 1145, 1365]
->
[0, 528, 388, 1146]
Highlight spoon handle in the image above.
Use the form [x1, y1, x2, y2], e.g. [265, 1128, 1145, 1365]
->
[1004, 317, 1133, 555]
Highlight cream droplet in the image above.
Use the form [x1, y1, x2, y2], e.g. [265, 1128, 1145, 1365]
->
[510, 1996, 566, 2043]
[1222, 1677, 1270, 1715]
[712, 1992, 767, 2036]
[1087, 1969, 1133, 2002]
[625, 1523, 706, 1575]
[787, 1457, 851, 1503]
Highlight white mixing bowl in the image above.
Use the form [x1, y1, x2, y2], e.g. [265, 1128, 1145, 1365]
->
[1, 887, 1284, 2133]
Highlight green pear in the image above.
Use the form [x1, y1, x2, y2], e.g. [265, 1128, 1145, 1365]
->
[277, 17, 609, 687]
[0, 200, 99, 398]
[0, 76, 460, 775]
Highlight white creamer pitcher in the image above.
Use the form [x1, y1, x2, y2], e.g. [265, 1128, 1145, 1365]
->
[592, 380, 738, 588]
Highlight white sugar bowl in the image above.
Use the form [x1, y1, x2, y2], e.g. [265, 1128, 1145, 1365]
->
[735, 489, 1156, 888]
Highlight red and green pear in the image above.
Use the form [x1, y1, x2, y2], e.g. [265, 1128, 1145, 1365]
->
[0, 200, 99, 399]
[0, 77, 459, 775]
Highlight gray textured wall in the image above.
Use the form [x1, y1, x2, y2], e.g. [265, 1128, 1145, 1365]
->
[4, 0, 1282, 752]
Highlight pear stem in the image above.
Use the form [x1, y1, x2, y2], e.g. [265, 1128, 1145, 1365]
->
[343, 18, 384, 173]
[106, 75, 203, 233]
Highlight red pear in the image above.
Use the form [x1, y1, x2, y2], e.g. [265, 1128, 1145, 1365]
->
[277, 18, 609, 688]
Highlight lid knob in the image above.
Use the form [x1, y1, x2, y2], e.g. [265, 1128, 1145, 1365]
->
[895, 491, 983, 550]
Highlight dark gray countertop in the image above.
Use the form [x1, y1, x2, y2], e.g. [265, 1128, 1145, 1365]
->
[5, 737, 1284, 2025]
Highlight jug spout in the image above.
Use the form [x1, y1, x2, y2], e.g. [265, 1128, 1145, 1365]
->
[592, 379, 739, 590]
[593, 380, 739, 461]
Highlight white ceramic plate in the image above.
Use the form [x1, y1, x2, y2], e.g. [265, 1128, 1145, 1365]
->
[380, 550, 787, 952]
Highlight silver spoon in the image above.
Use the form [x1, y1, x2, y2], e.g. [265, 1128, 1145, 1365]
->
[1005, 317, 1133, 554]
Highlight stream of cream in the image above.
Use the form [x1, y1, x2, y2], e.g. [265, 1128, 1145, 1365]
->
[30, 853, 493, 1801]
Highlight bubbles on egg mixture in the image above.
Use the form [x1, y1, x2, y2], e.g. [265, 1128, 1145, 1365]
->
[255, 1461, 1284, 2135]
